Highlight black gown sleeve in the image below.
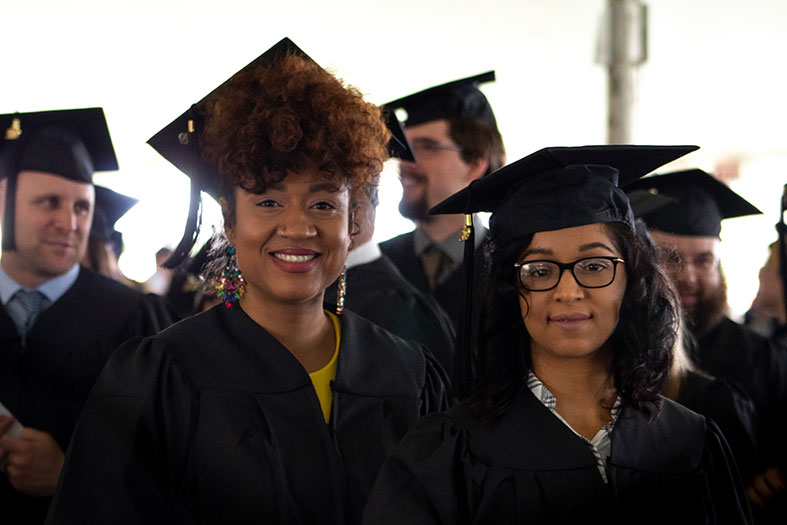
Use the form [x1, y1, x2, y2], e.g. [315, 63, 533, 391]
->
[703, 418, 755, 524]
[362, 413, 474, 525]
[46, 336, 196, 525]
[421, 348, 453, 413]
[117, 293, 180, 342]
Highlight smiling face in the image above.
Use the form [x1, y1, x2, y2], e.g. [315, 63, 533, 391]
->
[0, 170, 94, 287]
[517, 223, 627, 362]
[398, 119, 485, 221]
[223, 167, 352, 310]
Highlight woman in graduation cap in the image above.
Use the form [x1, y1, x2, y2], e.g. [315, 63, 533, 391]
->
[47, 39, 449, 525]
[362, 146, 752, 524]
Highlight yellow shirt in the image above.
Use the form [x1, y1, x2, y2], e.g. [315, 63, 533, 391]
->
[308, 311, 340, 423]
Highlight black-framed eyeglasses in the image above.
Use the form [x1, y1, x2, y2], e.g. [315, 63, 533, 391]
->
[410, 138, 463, 158]
[514, 256, 626, 291]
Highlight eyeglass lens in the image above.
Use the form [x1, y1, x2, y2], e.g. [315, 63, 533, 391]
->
[518, 257, 619, 290]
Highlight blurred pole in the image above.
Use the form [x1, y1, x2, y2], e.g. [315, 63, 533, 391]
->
[602, 0, 648, 144]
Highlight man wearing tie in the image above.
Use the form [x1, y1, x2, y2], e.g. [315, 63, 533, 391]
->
[0, 109, 175, 524]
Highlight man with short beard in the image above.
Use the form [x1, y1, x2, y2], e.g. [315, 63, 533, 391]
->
[380, 73, 505, 328]
[629, 169, 787, 521]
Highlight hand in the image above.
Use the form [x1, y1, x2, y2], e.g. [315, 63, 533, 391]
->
[0, 427, 65, 497]
[0, 415, 15, 471]
[747, 467, 787, 509]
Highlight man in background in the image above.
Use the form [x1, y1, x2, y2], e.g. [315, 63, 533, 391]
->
[0, 109, 176, 523]
[380, 72, 505, 327]
[629, 168, 787, 521]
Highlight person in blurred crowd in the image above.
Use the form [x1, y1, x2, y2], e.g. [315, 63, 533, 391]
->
[629, 169, 787, 521]
[81, 185, 138, 286]
[380, 72, 505, 327]
[0, 108, 175, 524]
[745, 239, 787, 348]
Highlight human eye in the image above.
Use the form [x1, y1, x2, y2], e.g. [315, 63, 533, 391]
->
[522, 261, 556, 279]
[36, 196, 59, 211]
[255, 198, 280, 208]
[312, 200, 337, 211]
[578, 258, 613, 273]
[657, 247, 681, 269]
[413, 139, 441, 153]
[74, 201, 91, 215]
[694, 254, 717, 270]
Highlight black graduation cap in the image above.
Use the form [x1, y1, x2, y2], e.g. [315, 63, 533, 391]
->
[431, 145, 699, 241]
[625, 188, 677, 218]
[430, 144, 699, 398]
[147, 37, 317, 268]
[383, 109, 416, 162]
[624, 169, 762, 238]
[0, 108, 118, 182]
[384, 71, 497, 127]
[0, 107, 118, 250]
[91, 186, 138, 242]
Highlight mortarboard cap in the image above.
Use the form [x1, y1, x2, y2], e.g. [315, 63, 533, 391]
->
[624, 169, 762, 238]
[91, 186, 138, 242]
[0, 108, 117, 250]
[147, 37, 319, 268]
[383, 109, 416, 162]
[626, 188, 677, 218]
[0, 108, 118, 183]
[384, 71, 497, 128]
[431, 145, 699, 242]
[431, 144, 698, 399]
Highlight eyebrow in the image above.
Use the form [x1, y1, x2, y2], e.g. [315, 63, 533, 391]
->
[578, 242, 616, 254]
[266, 182, 341, 193]
[521, 242, 616, 259]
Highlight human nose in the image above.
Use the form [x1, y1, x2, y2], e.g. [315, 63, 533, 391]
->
[677, 260, 697, 285]
[552, 267, 584, 301]
[53, 206, 77, 231]
[278, 206, 316, 238]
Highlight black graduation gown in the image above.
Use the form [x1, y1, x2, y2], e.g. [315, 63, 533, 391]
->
[324, 254, 456, 376]
[363, 389, 752, 524]
[380, 230, 486, 328]
[676, 370, 759, 484]
[0, 267, 176, 524]
[693, 317, 787, 470]
[46, 304, 449, 525]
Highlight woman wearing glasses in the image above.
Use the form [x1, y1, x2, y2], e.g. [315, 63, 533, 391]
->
[363, 146, 751, 524]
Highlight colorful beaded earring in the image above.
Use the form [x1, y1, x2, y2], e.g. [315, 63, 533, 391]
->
[336, 267, 347, 315]
[217, 245, 246, 308]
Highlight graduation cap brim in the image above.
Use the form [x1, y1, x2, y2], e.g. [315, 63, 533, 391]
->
[430, 145, 699, 215]
[384, 71, 496, 127]
[93, 186, 138, 233]
[0, 107, 118, 172]
[624, 169, 762, 222]
[147, 38, 313, 202]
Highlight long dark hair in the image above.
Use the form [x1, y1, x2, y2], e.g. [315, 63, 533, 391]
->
[467, 222, 679, 422]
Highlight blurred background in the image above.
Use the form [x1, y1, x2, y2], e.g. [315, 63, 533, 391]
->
[2, 0, 785, 319]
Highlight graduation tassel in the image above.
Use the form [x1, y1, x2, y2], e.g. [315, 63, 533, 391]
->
[454, 213, 476, 400]
[163, 112, 204, 270]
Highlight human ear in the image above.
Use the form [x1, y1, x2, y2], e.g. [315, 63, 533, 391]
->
[219, 197, 235, 244]
[465, 156, 489, 183]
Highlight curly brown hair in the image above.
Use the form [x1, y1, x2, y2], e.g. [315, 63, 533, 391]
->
[200, 52, 390, 221]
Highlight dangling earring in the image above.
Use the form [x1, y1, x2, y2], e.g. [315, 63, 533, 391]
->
[217, 245, 246, 308]
[336, 267, 347, 315]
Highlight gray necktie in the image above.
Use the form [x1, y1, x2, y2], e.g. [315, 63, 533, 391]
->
[13, 290, 49, 344]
